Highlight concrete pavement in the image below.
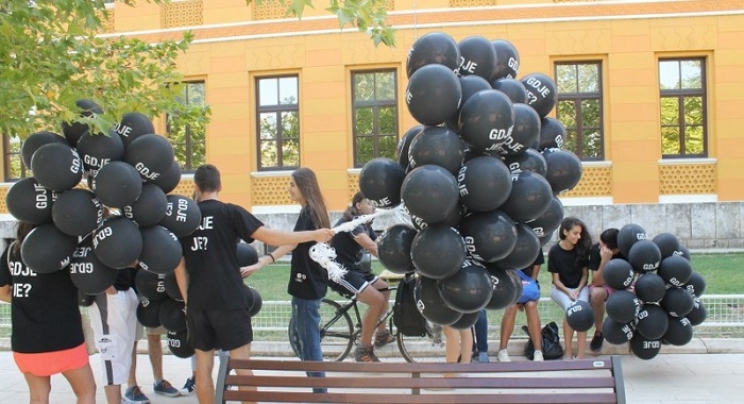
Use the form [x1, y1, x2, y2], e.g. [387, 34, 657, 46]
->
[1, 340, 743, 403]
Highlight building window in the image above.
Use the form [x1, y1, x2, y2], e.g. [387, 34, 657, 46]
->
[555, 62, 604, 161]
[256, 76, 299, 170]
[167, 81, 206, 172]
[659, 58, 707, 158]
[352, 70, 398, 167]
[3, 135, 26, 182]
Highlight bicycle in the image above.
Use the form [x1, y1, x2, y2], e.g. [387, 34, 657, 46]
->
[288, 280, 444, 362]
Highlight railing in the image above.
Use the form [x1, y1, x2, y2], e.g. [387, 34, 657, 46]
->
[2, 295, 741, 338]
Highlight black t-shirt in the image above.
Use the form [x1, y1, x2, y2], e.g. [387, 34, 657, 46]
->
[547, 243, 587, 289]
[180, 200, 264, 310]
[288, 207, 327, 300]
[330, 217, 377, 270]
[0, 243, 84, 353]
[587, 242, 625, 271]
[521, 250, 545, 278]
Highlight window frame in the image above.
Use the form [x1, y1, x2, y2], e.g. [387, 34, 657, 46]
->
[166, 80, 206, 173]
[554, 61, 605, 161]
[351, 69, 399, 168]
[255, 75, 300, 171]
[658, 57, 708, 159]
[3, 134, 26, 182]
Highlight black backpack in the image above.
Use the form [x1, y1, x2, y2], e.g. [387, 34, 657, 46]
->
[524, 321, 564, 360]
[393, 272, 428, 337]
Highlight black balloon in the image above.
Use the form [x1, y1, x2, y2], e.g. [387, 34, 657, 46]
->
[660, 287, 694, 318]
[652, 232, 681, 259]
[658, 255, 693, 287]
[628, 240, 662, 273]
[116, 112, 155, 147]
[94, 161, 143, 208]
[456, 36, 496, 81]
[606, 290, 641, 323]
[565, 300, 594, 332]
[500, 171, 553, 223]
[406, 32, 460, 78]
[437, 259, 493, 313]
[502, 148, 548, 177]
[407, 126, 463, 174]
[636, 304, 669, 340]
[377, 224, 417, 274]
[630, 334, 661, 360]
[246, 286, 263, 317]
[459, 89, 515, 153]
[449, 311, 480, 330]
[684, 271, 706, 297]
[457, 156, 512, 213]
[617, 223, 648, 258]
[494, 104, 540, 156]
[150, 159, 182, 194]
[406, 64, 462, 126]
[484, 265, 519, 310]
[542, 148, 582, 195]
[92, 217, 143, 269]
[414, 274, 462, 326]
[491, 39, 520, 80]
[662, 316, 693, 346]
[459, 210, 517, 263]
[125, 134, 175, 181]
[6, 177, 55, 225]
[77, 129, 125, 175]
[137, 298, 163, 328]
[52, 189, 103, 237]
[159, 298, 187, 332]
[61, 99, 103, 147]
[401, 165, 459, 225]
[635, 272, 667, 304]
[21, 223, 77, 274]
[538, 117, 566, 151]
[237, 243, 259, 267]
[31, 143, 83, 192]
[160, 194, 202, 238]
[687, 298, 707, 326]
[445, 75, 492, 133]
[123, 183, 168, 227]
[69, 236, 118, 294]
[526, 196, 564, 239]
[521, 73, 557, 118]
[410, 224, 466, 280]
[164, 272, 182, 301]
[494, 223, 541, 270]
[491, 78, 527, 104]
[603, 317, 634, 345]
[396, 126, 424, 170]
[602, 258, 635, 290]
[359, 158, 407, 208]
[135, 269, 168, 301]
[21, 131, 68, 170]
[138, 226, 182, 274]
[167, 330, 195, 358]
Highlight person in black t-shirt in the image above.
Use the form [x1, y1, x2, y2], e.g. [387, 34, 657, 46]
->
[0, 222, 96, 404]
[587, 228, 623, 353]
[244, 167, 332, 393]
[548, 217, 592, 360]
[329, 192, 394, 362]
[174, 164, 333, 403]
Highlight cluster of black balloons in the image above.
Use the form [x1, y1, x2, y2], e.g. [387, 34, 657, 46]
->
[5, 100, 203, 297]
[134, 243, 262, 357]
[360, 32, 582, 329]
[588, 224, 706, 360]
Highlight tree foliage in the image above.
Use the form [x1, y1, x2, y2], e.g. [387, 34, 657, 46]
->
[0, 0, 395, 140]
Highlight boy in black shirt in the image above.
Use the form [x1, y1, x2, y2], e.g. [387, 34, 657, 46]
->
[174, 164, 333, 403]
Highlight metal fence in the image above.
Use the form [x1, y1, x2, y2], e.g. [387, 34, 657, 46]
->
[2, 295, 742, 339]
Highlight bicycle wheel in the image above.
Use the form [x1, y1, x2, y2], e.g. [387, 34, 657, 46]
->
[396, 322, 445, 363]
[318, 298, 355, 361]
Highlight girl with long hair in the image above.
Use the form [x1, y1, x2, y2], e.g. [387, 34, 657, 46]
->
[548, 216, 593, 359]
[0, 222, 97, 403]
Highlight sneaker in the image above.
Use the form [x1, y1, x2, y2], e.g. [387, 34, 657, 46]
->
[374, 330, 395, 348]
[477, 351, 489, 363]
[180, 377, 195, 395]
[354, 346, 380, 362]
[153, 379, 180, 397]
[123, 386, 150, 404]
[533, 351, 544, 362]
[497, 349, 511, 363]
[590, 331, 604, 353]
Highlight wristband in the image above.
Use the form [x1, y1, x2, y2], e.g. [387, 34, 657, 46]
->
[267, 253, 276, 263]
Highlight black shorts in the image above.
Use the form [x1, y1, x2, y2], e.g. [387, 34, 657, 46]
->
[186, 306, 253, 352]
[329, 269, 378, 298]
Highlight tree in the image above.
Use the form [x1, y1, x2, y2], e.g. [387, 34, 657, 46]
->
[0, 0, 394, 140]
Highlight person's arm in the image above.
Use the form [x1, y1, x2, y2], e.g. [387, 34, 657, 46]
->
[0, 285, 11, 303]
[577, 266, 589, 291]
[241, 244, 297, 278]
[174, 258, 189, 306]
[251, 226, 333, 247]
[530, 263, 541, 281]
[552, 272, 572, 297]
[591, 246, 613, 286]
[354, 233, 378, 257]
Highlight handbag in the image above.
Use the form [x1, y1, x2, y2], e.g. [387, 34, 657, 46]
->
[524, 321, 564, 360]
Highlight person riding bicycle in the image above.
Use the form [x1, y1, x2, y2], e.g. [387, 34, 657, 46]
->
[329, 192, 394, 362]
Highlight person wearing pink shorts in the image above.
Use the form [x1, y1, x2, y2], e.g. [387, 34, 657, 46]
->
[587, 228, 624, 353]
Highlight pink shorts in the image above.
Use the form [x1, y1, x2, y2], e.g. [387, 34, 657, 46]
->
[589, 284, 616, 300]
[14, 343, 89, 377]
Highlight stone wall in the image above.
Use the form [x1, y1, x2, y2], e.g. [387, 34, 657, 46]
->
[2, 202, 743, 252]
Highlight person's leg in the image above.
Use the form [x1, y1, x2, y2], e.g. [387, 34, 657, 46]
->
[550, 286, 574, 359]
[291, 297, 326, 393]
[458, 329, 473, 364]
[180, 356, 197, 395]
[194, 349, 216, 404]
[147, 333, 163, 382]
[355, 285, 386, 349]
[576, 287, 591, 359]
[127, 340, 138, 388]
[496, 305, 517, 362]
[62, 364, 97, 404]
[442, 325, 460, 364]
[229, 344, 254, 396]
[473, 309, 488, 355]
[372, 278, 392, 335]
[589, 285, 609, 353]
[23, 373, 52, 404]
[524, 301, 542, 352]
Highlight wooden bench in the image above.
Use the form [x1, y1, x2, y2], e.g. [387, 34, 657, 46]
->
[215, 356, 626, 403]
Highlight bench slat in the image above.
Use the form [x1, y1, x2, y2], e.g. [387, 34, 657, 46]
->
[226, 374, 617, 389]
[223, 390, 619, 404]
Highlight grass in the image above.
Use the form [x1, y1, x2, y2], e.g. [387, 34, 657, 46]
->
[245, 253, 744, 301]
